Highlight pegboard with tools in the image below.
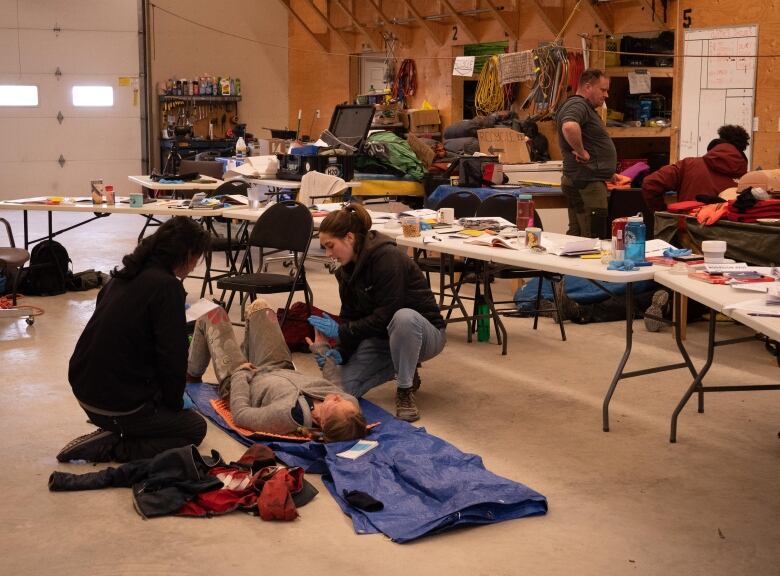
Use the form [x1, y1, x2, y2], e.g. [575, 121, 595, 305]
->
[159, 95, 242, 140]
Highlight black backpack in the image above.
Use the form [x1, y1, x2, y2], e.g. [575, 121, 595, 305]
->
[22, 240, 72, 296]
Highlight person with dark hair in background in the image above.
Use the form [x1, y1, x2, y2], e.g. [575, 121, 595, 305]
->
[641, 124, 750, 213]
[57, 217, 211, 463]
[308, 203, 446, 422]
[556, 68, 617, 237]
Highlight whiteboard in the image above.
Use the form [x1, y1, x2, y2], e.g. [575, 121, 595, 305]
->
[679, 25, 757, 163]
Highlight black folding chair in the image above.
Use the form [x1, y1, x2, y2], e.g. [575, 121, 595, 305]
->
[414, 190, 481, 332]
[217, 200, 313, 325]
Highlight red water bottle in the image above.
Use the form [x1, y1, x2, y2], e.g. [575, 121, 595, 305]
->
[516, 194, 535, 231]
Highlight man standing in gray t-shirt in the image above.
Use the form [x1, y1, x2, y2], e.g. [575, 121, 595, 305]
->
[556, 68, 617, 237]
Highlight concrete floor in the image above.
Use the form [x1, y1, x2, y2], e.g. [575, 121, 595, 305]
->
[1, 211, 778, 575]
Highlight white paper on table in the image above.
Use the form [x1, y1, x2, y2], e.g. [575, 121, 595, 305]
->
[366, 211, 397, 220]
[185, 298, 220, 322]
[704, 262, 749, 273]
[453, 56, 475, 77]
[722, 297, 780, 314]
[730, 282, 780, 293]
[628, 72, 651, 94]
[399, 208, 438, 218]
[644, 239, 675, 256]
[541, 237, 599, 256]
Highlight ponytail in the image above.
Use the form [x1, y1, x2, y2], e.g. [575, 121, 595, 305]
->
[319, 203, 372, 255]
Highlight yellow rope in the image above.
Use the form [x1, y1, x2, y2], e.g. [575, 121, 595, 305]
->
[475, 55, 504, 116]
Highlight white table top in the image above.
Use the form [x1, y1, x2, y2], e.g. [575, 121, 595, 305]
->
[0, 196, 227, 216]
[654, 269, 780, 341]
[128, 175, 224, 190]
[396, 231, 657, 284]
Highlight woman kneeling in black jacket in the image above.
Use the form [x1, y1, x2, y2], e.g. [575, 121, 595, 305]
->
[58, 217, 210, 463]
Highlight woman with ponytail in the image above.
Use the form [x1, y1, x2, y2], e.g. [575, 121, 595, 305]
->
[308, 203, 446, 422]
[58, 217, 210, 463]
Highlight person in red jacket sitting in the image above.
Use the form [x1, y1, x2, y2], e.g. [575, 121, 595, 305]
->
[641, 124, 750, 213]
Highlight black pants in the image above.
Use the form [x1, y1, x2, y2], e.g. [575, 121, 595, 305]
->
[85, 403, 207, 463]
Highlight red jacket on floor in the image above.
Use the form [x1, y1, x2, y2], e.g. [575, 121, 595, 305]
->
[641, 143, 748, 213]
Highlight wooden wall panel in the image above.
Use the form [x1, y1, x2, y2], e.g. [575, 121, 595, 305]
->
[673, 0, 780, 168]
[288, 0, 778, 169]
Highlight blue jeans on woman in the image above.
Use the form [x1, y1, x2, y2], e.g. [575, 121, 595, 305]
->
[338, 308, 446, 397]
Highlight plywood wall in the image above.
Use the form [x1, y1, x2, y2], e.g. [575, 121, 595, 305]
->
[288, 0, 674, 133]
[671, 0, 780, 169]
[287, 0, 778, 169]
[149, 0, 288, 170]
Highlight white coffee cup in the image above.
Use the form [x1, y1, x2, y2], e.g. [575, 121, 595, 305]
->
[437, 207, 455, 224]
[701, 240, 727, 263]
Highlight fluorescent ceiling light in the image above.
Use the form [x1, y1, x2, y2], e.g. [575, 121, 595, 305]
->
[72, 86, 114, 107]
[0, 85, 39, 106]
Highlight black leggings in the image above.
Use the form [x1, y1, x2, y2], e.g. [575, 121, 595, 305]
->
[85, 403, 206, 463]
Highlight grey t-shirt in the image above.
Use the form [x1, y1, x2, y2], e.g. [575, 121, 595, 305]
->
[556, 95, 617, 182]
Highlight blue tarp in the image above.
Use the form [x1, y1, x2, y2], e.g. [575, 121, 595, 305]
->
[186, 382, 548, 543]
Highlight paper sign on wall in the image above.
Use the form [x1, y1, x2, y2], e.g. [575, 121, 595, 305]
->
[453, 56, 475, 77]
[628, 72, 651, 94]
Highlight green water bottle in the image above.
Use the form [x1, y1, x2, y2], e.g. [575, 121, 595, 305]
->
[476, 296, 490, 342]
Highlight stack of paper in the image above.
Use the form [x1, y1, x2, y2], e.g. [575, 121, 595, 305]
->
[541, 237, 599, 256]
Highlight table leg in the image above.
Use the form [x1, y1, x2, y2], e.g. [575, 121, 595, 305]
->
[670, 312, 716, 443]
[23, 210, 29, 249]
[602, 282, 635, 432]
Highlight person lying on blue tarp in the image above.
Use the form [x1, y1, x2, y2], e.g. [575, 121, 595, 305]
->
[186, 299, 368, 443]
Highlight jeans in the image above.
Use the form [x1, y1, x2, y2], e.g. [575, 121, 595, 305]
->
[339, 308, 447, 397]
[561, 175, 608, 238]
[187, 305, 294, 397]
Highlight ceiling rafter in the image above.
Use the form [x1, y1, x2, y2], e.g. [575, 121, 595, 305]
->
[332, 0, 381, 51]
[278, 0, 330, 52]
[304, 0, 352, 49]
[580, 0, 613, 35]
[366, 0, 398, 29]
[399, 0, 444, 46]
[440, 0, 479, 43]
[526, 0, 560, 37]
[483, 0, 518, 41]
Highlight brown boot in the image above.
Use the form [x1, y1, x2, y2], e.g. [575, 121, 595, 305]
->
[395, 387, 420, 422]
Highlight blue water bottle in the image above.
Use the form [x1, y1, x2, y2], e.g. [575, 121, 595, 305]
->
[624, 215, 646, 262]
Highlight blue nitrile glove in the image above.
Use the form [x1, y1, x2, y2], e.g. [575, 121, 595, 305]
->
[608, 259, 638, 271]
[663, 247, 692, 258]
[420, 221, 433, 231]
[314, 348, 343, 368]
[307, 313, 340, 340]
[182, 393, 196, 410]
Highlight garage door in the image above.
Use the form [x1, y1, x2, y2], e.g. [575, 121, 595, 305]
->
[0, 0, 142, 201]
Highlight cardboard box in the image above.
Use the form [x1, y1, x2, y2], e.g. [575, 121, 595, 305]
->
[254, 138, 288, 156]
[477, 127, 531, 164]
[401, 109, 441, 132]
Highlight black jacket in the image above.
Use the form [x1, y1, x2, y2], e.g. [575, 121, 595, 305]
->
[68, 261, 188, 412]
[335, 231, 445, 360]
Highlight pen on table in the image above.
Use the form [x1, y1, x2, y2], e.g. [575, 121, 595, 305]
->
[746, 313, 780, 317]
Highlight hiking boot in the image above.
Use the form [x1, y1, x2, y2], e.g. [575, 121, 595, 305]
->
[56, 429, 118, 463]
[412, 369, 421, 392]
[644, 290, 669, 332]
[395, 387, 420, 422]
